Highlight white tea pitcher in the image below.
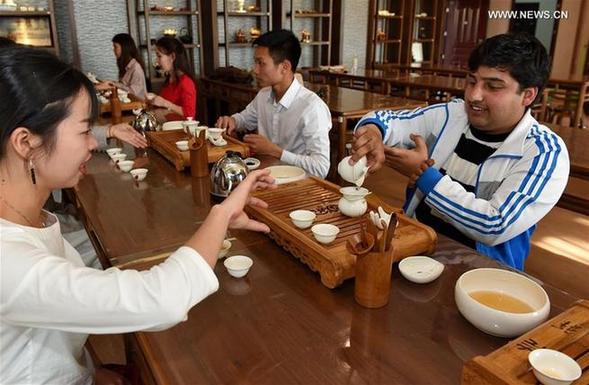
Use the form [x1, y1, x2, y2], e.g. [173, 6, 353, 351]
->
[338, 187, 371, 217]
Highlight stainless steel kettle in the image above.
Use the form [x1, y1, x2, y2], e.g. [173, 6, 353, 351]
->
[210, 151, 248, 197]
[131, 108, 159, 133]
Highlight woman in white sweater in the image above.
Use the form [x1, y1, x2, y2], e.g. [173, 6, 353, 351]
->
[0, 47, 274, 385]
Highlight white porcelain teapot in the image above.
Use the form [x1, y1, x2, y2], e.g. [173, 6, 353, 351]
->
[338, 187, 371, 217]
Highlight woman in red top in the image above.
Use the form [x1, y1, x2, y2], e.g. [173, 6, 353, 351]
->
[148, 37, 197, 121]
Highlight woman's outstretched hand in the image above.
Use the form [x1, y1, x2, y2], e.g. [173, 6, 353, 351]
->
[220, 169, 276, 232]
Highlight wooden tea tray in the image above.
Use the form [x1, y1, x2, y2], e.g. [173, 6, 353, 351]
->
[245, 177, 438, 288]
[462, 299, 589, 384]
[99, 94, 145, 114]
[146, 129, 250, 171]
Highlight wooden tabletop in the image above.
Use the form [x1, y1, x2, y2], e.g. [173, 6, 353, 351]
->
[200, 77, 423, 117]
[73, 149, 580, 385]
[547, 124, 589, 179]
[129, 237, 577, 385]
[304, 83, 425, 117]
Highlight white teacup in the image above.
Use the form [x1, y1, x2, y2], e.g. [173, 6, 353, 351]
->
[207, 127, 224, 141]
[182, 117, 199, 136]
[118, 160, 134, 172]
[106, 147, 122, 157]
[338, 156, 369, 187]
[130, 168, 148, 181]
[196, 125, 208, 138]
[111, 153, 127, 163]
[176, 140, 189, 151]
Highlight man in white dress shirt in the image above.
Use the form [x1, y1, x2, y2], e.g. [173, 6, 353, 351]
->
[216, 29, 332, 178]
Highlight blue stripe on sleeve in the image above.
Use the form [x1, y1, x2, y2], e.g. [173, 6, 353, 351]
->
[425, 128, 561, 235]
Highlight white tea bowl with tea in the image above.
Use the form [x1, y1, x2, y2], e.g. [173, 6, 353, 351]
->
[455, 268, 550, 337]
[528, 349, 581, 385]
[337, 156, 369, 186]
[289, 209, 316, 229]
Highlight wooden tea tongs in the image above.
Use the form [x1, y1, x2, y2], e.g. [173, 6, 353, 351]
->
[346, 221, 375, 257]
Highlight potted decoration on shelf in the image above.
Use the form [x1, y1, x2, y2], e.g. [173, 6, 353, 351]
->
[235, 29, 247, 43]
[178, 27, 193, 44]
[376, 29, 386, 42]
[249, 27, 261, 41]
[300, 30, 311, 44]
[163, 28, 177, 38]
[235, 0, 246, 13]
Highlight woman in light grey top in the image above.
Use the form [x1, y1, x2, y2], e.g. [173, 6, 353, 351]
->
[96, 33, 147, 99]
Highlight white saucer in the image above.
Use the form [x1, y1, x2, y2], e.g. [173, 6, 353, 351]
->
[398, 256, 444, 284]
[244, 157, 260, 170]
[266, 165, 306, 184]
[208, 136, 227, 147]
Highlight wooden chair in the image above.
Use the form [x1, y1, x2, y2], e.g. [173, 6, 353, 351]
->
[541, 81, 589, 128]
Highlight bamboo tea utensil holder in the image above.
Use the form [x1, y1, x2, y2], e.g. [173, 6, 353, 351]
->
[190, 130, 208, 177]
[354, 246, 395, 308]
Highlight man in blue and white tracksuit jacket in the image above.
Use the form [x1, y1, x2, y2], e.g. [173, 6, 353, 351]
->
[352, 34, 570, 270]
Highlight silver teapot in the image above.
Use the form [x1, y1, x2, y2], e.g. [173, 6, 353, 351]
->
[131, 108, 159, 134]
[210, 151, 248, 198]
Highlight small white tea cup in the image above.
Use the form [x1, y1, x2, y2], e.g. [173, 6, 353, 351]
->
[130, 168, 148, 181]
[224, 255, 253, 278]
[176, 140, 189, 151]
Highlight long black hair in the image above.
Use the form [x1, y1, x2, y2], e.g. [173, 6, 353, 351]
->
[0, 47, 98, 159]
[112, 33, 145, 80]
[155, 36, 196, 86]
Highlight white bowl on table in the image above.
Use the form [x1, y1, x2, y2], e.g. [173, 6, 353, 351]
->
[398, 256, 444, 284]
[130, 168, 148, 181]
[266, 165, 306, 185]
[311, 223, 340, 244]
[528, 349, 581, 385]
[289, 210, 316, 229]
[117, 160, 135, 172]
[224, 255, 253, 278]
[454, 268, 550, 338]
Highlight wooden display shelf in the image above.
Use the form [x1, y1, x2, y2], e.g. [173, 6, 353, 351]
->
[462, 300, 589, 384]
[246, 177, 438, 288]
[146, 129, 249, 171]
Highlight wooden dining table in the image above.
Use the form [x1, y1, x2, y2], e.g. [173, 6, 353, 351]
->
[199, 77, 425, 164]
[546, 123, 589, 215]
[72, 147, 580, 385]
